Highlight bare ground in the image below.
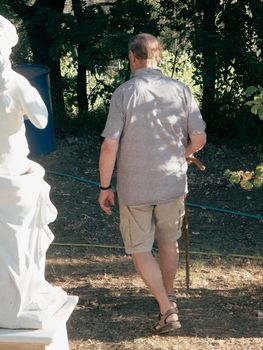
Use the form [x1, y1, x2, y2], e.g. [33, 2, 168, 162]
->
[33, 138, 263, 350]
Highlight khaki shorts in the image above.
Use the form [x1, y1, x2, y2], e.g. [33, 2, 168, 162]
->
[119, 196, 185, 254]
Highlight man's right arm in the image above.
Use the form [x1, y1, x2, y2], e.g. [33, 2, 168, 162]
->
[98, 138, 119, 215]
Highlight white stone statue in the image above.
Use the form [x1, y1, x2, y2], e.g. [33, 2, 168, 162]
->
[0, 15, 67, 329]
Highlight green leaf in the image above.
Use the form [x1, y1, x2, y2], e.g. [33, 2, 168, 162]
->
[224, 169, 232, 177]
[255, 163, 263, 177]
[240, 180, 253, 190]
[245, 101, 254, 106]
[245, 86, 258, 97]
[253, 178, 263, 188]
[258, 106, 263, 120]
[251, 105, 259, 115]
[229, 173, 241, 184]
[254, 97, 263, 103]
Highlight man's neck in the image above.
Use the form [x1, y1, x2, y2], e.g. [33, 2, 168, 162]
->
[136, 59, 158, 70]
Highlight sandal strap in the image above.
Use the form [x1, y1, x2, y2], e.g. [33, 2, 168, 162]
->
[163, 307, 178, 322]
[168, 294, 178, 303]
[155, 307, 178, 328]
[168, 294, 179, 313]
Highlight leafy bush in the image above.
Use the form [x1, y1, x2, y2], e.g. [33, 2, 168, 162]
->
[224, 164, 263, 190]
[245, 86, 263, 120]
[224, 85, 263, 190]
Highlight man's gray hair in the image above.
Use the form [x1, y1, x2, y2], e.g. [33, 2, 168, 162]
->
[128, 33, 162, 64]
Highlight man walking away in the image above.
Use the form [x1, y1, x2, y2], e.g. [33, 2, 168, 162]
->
[98, 33, 206, 334]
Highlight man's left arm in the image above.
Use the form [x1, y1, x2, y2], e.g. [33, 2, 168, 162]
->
[185, 85, 207, 160]
[98, 138, 119, 215]
[185, 132, 207, 159]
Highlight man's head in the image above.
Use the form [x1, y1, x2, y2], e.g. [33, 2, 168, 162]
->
[128, 33, 162, 73]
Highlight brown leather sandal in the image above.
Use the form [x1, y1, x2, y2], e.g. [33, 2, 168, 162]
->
[154, 307, 181, 334]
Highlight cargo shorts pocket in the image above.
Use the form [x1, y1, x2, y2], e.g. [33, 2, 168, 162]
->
[155, 196, 185, 242]
[119, 203, 154, 253]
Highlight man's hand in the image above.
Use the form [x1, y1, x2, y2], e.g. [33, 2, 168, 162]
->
[186, 156, 206, 171]
[186, 154, 194, 165]
[98, 189, 115, 215]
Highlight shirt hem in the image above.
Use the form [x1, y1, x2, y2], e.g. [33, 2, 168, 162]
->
[118, 192, 187, 207]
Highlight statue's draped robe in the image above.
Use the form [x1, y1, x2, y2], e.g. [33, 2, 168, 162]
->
[0, 161, 67, 328]
[0, 65, 67, 328]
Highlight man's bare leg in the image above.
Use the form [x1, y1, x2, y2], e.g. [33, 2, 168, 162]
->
[157, 240, 179, 297]
[131, 251, 178, 322]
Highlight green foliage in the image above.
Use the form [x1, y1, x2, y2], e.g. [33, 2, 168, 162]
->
[224, 84, 263, 190]
[245, 86, 263, 120]
[62, 0, 159, 135]
[160, 50, 201, 99]
[159, 0, 263, 141]
[224, 164, 263, 190]
[4, 0, 263, 141]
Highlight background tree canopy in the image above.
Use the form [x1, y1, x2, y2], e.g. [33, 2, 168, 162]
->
[1, 0, 262, 143]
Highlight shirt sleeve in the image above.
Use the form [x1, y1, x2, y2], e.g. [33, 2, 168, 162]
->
[185, 86, 206, 135]
[101, 87, 124, 140]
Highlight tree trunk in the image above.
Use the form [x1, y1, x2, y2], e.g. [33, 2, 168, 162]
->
[6, 0, 67, 132]
[72, 0, 88, 115]
[201, 0, 219, 128]
[77, 59, 88, 114]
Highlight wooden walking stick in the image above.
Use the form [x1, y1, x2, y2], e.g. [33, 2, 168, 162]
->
[184, 157, 205, 289]
[183, 201, 190, 289]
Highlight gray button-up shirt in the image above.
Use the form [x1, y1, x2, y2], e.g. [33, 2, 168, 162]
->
[102, 67, 206, 206]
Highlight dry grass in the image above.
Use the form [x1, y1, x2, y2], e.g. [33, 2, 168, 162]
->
[46, 246, 263, 350]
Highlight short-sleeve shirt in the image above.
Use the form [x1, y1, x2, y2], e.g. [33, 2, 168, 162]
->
[102, 67, 206, 206]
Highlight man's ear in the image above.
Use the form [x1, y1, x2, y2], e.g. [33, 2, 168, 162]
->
[129, 50, 136, 63]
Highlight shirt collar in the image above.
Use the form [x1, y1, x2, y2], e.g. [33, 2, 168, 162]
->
[134, 66, 162, 77]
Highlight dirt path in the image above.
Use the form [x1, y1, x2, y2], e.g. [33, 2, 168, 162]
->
[46, 247, 263, 350]
[35, 139, 263, 258]
[33, 139, 263, 349]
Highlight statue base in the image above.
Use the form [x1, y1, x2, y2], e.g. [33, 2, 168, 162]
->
[0, 295, 78, 350]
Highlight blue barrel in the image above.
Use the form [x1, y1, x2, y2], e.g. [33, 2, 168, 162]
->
[13, 64, 56, 156]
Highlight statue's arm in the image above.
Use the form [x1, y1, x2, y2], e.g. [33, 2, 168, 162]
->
[18, 75, 48, 129]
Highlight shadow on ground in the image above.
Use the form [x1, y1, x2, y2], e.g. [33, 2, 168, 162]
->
[65, 285, 263, 342]
[46, 248, 263, 343]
